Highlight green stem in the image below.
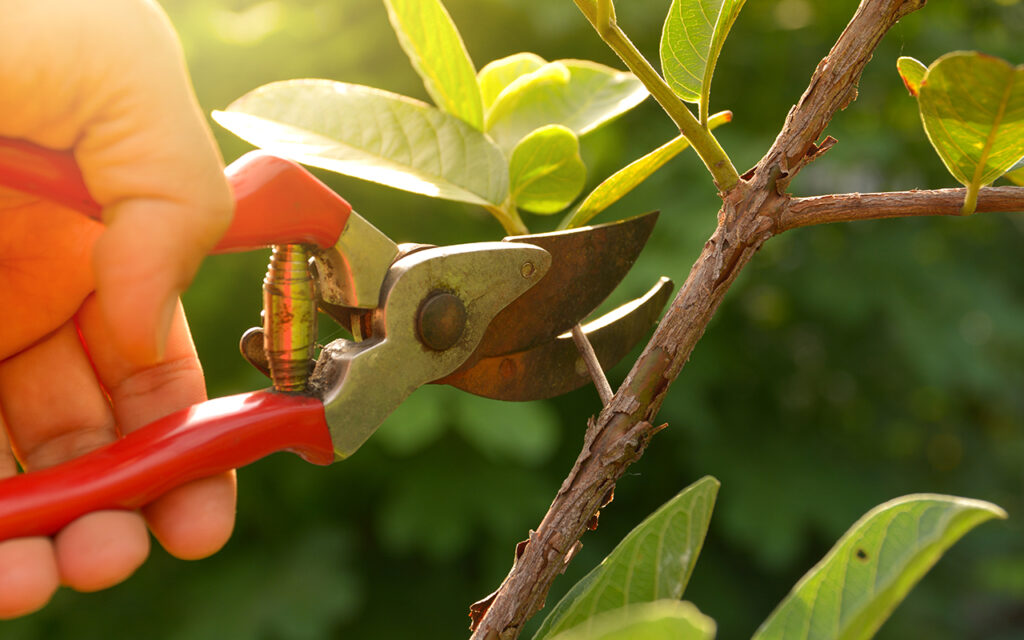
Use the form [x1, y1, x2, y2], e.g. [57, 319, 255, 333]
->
[557, 110, 732, 231]
[578, 0, 739, 192]
[487, 201, 530, 236]
[962, 182, 980, 215]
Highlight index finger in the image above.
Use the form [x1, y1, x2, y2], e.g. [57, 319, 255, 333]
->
[76, 294, 237, 560]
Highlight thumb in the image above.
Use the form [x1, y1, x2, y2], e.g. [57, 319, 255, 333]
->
[91, 200, 217, 365]
[66, 1, 232, 365]
[1, 0, 232, 364]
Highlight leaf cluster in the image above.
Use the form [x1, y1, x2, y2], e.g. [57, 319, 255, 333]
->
[213, 0, 706, 235]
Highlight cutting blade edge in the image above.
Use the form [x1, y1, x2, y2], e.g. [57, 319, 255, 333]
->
[438, 277, 673, 401]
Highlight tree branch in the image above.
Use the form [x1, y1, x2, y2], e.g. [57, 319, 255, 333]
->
[469, 1, 929, 638]
[751, 0, 927, 194]
[779, 186, 1024, 231]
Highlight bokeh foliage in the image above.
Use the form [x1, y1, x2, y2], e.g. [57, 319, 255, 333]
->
[3, 1, 1023, 638]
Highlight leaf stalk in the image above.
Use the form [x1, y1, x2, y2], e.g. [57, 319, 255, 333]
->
[962, 183, 980, 215]
[487, 201, 530, 235]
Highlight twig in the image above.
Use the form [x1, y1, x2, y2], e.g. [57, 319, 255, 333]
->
[572, 0, 739, 191]
[779, 186, 1024, 231]
[570, 324, 613, 406]
[468, 1, 929, 638]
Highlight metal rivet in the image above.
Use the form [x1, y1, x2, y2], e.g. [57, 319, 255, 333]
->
[520, 261, 536, 278]
[417, 292, 467, 351]
[499, 358, 517, 380]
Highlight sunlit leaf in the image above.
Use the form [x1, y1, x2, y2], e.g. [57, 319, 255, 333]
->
[1004, 156, 1024, 184]
[485, 59, 648, 151]
[479, 52, 547, 111]
[547, 600, 715, 640]
[917, 51, 1024, 212]
[753, 494, 1007, 640]
[660, 0, 747, 113]
[383, 0, 484, 129]
[560, 110, 731, 229]
[896, 56, 927, 97]
[533, 477, 719, 640]
[508, 125, 586, 214]
[214, 80, 508, 206]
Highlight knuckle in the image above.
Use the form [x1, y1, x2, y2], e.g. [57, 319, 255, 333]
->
[19, 424, 116, 472]
[110, 354, 203, 407]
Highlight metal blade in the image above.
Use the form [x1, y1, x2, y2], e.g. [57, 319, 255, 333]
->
[438, 277, 673, 401]
[472, 211, 659, 360]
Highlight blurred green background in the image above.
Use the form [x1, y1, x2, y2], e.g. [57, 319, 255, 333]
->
[5, 0, 1024, 638]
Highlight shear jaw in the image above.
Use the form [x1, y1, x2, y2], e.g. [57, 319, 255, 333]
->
[310, 242, 551, 459]
[313, 211, 399, 309]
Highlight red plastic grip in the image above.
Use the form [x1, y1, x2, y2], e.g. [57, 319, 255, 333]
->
[0, 390, 335, 541]
[0, 137, 352, 252]
[0, 137, 102, 216]
[222, 152, 352, 252]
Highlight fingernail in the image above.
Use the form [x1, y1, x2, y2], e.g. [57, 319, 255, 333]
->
[154, 294, 179, 363]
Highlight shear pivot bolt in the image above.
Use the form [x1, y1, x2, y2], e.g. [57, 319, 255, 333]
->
[520, 261, 536, 278]
[417, 292, 467, 351]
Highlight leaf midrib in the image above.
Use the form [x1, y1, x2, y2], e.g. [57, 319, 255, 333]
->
[969, 68, 1017, 188]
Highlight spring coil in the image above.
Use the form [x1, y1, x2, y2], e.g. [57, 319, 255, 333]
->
[263, 244, 317, 392]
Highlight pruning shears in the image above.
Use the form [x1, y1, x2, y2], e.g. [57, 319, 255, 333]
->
[0, 137, 672, 541]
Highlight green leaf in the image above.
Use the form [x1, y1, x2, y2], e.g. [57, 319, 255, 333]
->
[660, 0, 747, 117]
[560, 110, 732, 229]
[485, 59, 648, 151]
[509, 125, 586, 214]
[533, 476, 719, 640]
[896, 56, 927, 97]
[917, 51, 1024, 213]
[213, 80, 508, 206]
[1004, 156, 1024, 184]
[753, 494, 1007, 640]
[547, 601, 715, 640]
[479, 52, 547, 111]
[382, 0, 484, 129]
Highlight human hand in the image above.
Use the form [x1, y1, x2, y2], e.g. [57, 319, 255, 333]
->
[0, 0, 235, 617]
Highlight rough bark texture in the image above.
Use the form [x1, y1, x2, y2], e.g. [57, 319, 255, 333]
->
[468, 1, 1024, 637]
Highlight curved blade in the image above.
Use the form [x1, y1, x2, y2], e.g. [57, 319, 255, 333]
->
[474, 211, 659, 359]
[439, 277, 673, 401]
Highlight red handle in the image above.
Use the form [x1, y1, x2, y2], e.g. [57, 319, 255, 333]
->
[0, 137, 352, 253]
[0, 390, 335, 541]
